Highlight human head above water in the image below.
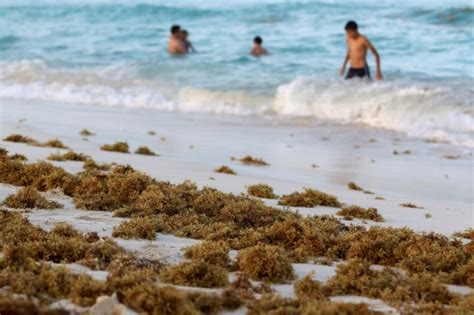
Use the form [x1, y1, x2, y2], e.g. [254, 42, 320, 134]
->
[170, 25, 181, 35]
[254, 36, 263, 45]
[182, 30, 189, 39]
[344, 21, 359, 38]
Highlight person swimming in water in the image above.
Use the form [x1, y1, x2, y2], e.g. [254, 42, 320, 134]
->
[181, 30, 196, 53]
[168, 25, 187, 55]
[340, 21, 382, 80]
[250, 36, 269, 57]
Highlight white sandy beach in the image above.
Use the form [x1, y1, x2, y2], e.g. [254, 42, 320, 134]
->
[0, 98, 473, 314]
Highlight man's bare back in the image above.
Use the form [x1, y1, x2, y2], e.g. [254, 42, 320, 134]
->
[340, 21, 382, 80]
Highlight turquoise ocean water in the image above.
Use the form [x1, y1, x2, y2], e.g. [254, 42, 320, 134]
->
[0, 0, 473, 145]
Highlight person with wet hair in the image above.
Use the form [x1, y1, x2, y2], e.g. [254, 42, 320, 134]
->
[181, 30, 196, 53]
[168, 24, 186, 55]
[340, 20, 382, 80]
[251, 36, 269, 57]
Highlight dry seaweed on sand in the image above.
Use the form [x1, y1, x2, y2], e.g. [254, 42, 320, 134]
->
[300, 300, 377, 315]
[159, 259, 229, 288]
[82, 158, 111, 171]
[449, 257, 474, 287]
[400, 202, 424, 209]
[294, 273, 327, 302]
[246, 294, 299, 315]
[41, 138, 69, 149]
[236, 244, 295, 283]
[375, 196, 385, 200]
[9, 153, 28, 161]
[3, 186, 63, 209]
[100, 141, 130, 153]
[236, 155, 269, 166]
[215, 165, 236, 175]
[112, 216, 160, 240]
[0, 262, 108, 307]
[134, 145, 157, 156]
[325, 259, 455, 306]
[453, 228, 474, 240]
[3, 133, 40, 145]
[184, 241, 230, 268]
[336, 206, 384, 222]
[186, 291, 222, 315]
[347, 181, 363, 191]
[79, 128, 95, 136]
[393, 149, 411, 155]
[147, 130, 156, 135]
[120, 284, 196, 315]
[278, 187, 341, 208]
[247, 183, 278, 199]
[47, 150, 89, 161]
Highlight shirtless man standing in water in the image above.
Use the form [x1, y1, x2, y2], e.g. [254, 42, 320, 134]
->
[340, 21, 383, 80]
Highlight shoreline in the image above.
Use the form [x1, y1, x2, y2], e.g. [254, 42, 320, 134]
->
[1, 98, 472, 236]
[0, 97, 472, 314]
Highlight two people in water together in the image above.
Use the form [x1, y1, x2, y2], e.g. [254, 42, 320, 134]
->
[167, 21, 382, 80]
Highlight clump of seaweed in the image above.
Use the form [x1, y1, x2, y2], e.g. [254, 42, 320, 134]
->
[147, 130, 156, 135]
[215, 165, 236, 175]
[347, 182, 363, 191]
[134, 146, 157, 156]
[112, 217, 159, 240]
[80, 129, 95, 136]
[47, 150, 89, 161]
[449, 257, 474, 287]
[159, 259, 229, 288]
[0, 210, 125, 270]
[300, 300, 376, 315]
[184, 241, 230, 268]
[120, 284, 196, 315]
[3, 186, 63, 209]
[336, 226, 469, 275]
[325, 259, 455, 306]
[278, 188, 341, 208]
[236, 244, 295, 283]
[453, 228, 474, 240]
[100, 141, 130, 153]
[83, 158, 111, 171]
[186, 291, 222, 315]
[246, 294, 299, 315]
[3, 134, 39, 145]
[400, 202, 423, 209]
[294, 273, 326, 302]
[9, 154, 28, 161]
[336, 206, 384, 222]
[235, 155, 269, 166]
[0, 263, 108, 307]
[259, 215, 325, 262]
[247, 183, 278, 199]
[393, 149, 411, 155]
[41, 139, 69, 149]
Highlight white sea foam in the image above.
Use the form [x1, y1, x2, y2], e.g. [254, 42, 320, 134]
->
[1, 60, 473, 146]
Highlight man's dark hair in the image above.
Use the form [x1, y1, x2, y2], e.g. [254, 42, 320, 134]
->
[345, 21, 358, 31]
[171, 25, 181, 35]
[254, 36, 262, 44]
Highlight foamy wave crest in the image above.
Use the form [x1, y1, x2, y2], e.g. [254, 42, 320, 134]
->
[274, 76, 474, 146]
[0, 60, 270, 116]
[1, 60, 473, 146]
[0, 60, 176, 110]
